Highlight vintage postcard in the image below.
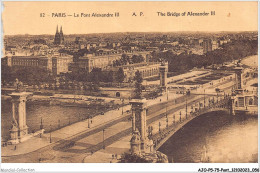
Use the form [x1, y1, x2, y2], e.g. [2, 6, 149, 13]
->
[1, 1, 258, 172]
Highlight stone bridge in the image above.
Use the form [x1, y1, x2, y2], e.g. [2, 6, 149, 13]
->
[150, 97, 231, 150]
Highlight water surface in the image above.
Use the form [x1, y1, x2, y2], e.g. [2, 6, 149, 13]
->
[158, 111, 258, 163]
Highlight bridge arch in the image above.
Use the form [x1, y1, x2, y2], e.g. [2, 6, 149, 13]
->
[152, 97, 231, 151]
[155, 108, 240, 163]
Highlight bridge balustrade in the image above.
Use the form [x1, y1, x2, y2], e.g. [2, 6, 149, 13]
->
[151, 97, 231, 149]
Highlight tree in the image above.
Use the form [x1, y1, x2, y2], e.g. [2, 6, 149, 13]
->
[33, 39, 46, 44]
[89, 68, 103, 84]
[1, 65, 14, 85]
[120, 153, 152, 163]
[121, 54, 130, 65]
[133, 70, 143, 99]
[10, 67, 53, 86]
[105, 70, 114, 83]
[132, 55, 144, 64]
[113, 60, 121, 67]
[99, 71, 114, 83]
[152, 39, 257, 74]
[117, 67, 125, 83]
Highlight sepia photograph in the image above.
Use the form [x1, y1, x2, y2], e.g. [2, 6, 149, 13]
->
[0, 1, 258, 172]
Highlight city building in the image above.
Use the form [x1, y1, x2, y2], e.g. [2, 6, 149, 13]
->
[69, 53, 122, 73]
[109, 62, 161, 82]
[193, 38, 204, 46]
[51, 53, 73, 75]
[69, 51, 151, 73]
[203, 39, 212, 54]
[2, 53, 73, 76]
[203, 39, 219, 54]
[211, 40, 219, 50]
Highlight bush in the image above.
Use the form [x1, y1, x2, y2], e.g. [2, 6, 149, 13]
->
[119, 153, 152, 163]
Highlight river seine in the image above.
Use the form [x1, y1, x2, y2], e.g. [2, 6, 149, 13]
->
[158, 111, 258, 163]
[1, 99, 95, 141]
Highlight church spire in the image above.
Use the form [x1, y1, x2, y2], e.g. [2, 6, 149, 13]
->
[56, 25, 59, 34]
[54, 25, 64, 45]
[60, 26, 63, 34]
[59, 25, 64, 44]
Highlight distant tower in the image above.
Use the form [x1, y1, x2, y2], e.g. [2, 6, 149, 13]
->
[54, 25, 64, 45]
[54, 25, 60, 45]
[159, 61, 168, 92]
[59, 26, 64, 44]
[234, 67, 243, 90]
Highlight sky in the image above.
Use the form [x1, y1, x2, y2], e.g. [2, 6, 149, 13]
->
[2, 1, 258, 35]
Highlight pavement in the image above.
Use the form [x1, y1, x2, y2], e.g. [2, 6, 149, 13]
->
[1, 103, 130, 157]
[241, 55, 257, 68]
[145, 70, 210, 85]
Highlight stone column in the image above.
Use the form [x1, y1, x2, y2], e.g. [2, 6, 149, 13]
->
[131, 108, 136, 132]
[159, 61, 168, 92]
[130, 99, 147, 152]
[9, 92, 32, 144]
[230, 96, 236, 115]
[234, 67, 243, 90]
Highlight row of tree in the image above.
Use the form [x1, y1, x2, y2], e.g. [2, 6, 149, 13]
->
[64, 67, 125, 84]
[1, 66, 125, 87]
[1, 66, 54, 86]
[2, 64, 145, 99]
[151, 39, 258, 73]
[113, 54, 145, 67]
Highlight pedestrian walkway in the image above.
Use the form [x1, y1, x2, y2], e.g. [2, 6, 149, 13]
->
[2, 135, 50, 156]
[1, 103, 130, 157]
[145, 70, 210, 85]
[83, 135, 131, 163]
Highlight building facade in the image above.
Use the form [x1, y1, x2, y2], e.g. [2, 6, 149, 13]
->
[110, 62, 161, 82]
[69, 53, 122, 73]
[203, 39, 212, 54]
[203, 39, 219, 54]
[51, 53, 73, 75]
[69, 51, 151, 73]
[2, 53, 73, 76]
